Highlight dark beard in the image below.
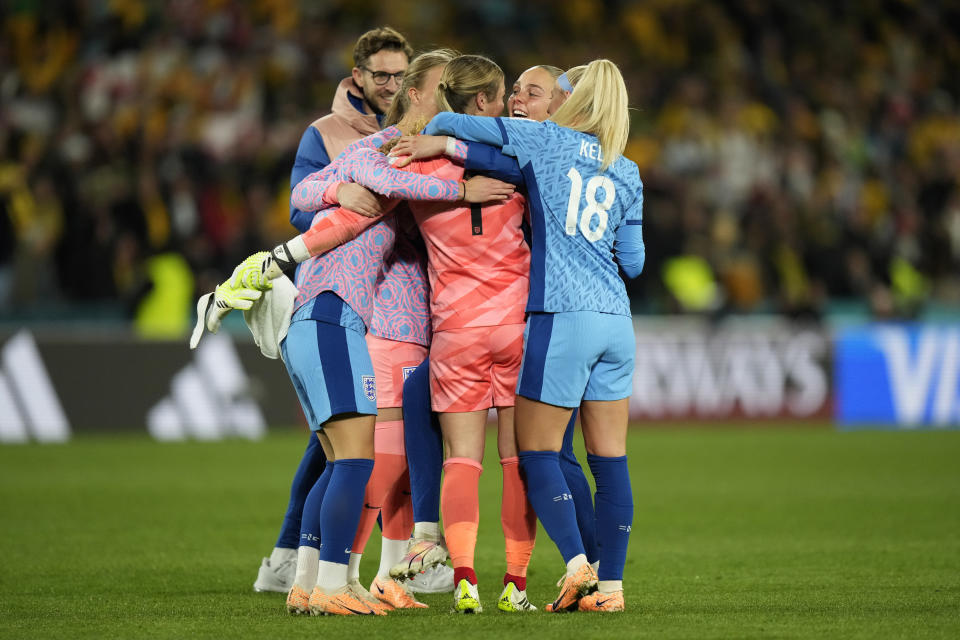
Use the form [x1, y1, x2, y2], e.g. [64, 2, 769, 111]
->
[362, 86, 384, 115]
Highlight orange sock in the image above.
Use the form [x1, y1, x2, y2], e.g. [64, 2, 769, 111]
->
[500, 456, 537, 578]
[351, 420, 407, 554]
[441, 457, 482, 581]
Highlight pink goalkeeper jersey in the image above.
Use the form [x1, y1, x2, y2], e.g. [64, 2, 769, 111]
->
[293, 215, 396, 327]
[292, 135, 459, 336]
[369, 208, 431, 346]
[292, 144, 455, 325]
[407, 157, 529, 332]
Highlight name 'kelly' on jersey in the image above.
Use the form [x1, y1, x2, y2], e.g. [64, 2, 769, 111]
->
[425, 114, 644, 317]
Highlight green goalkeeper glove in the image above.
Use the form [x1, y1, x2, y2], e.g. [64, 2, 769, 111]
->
[188, 279, 264, 349]
[229, 251, 273, 291]
[214, 279, 263, 311]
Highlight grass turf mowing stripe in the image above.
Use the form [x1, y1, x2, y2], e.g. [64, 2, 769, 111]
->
[0, 426, 957, 639]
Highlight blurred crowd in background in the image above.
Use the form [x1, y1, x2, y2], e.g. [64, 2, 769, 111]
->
[2, 0, 959, 335]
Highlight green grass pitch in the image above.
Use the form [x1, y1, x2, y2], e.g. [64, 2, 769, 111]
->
[1, 426, 958, 639]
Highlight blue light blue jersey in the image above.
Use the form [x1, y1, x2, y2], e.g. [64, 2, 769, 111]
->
[424, 113, 645, 316]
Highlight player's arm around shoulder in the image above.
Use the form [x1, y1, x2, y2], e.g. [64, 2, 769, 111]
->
[424, 113, 506, 147]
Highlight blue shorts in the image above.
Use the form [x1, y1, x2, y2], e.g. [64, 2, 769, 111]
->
[281, 318, 377, 430]
[517, 311, 634, 407]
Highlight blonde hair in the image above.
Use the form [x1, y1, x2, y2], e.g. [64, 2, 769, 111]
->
[380, 116, 429, 154]
[563, 64, 587, 88]
[550, 59, 628, 171]
[552, 64, 582, 102]
[383, 48, 459, 127]
[435, 55, 504, 115]
[536, 64, 564, 80]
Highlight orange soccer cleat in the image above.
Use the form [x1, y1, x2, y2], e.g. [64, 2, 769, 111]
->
[578, 589, 625, 612]
[348, 579, 393, 614]
[308, 584, 387, 616]
[285, 584, 311, 615]
[548, 563, 598, 612]
[370, 575, 429, 609]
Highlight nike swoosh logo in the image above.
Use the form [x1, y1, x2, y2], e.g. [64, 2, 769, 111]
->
[376, 585, 385, 594]
[343, 605, 372, 615]
[406, 550, 426, 569]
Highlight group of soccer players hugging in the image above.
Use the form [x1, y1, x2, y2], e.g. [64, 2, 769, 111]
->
[196, 26, 645, 616]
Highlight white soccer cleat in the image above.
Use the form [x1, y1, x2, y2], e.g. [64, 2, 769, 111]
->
[253, 556, 295, 593]
[497, 581, 537, 612]
[452, 578, 482, 614]
[405, 562, 455, 594]
[389, 538, 450, 579]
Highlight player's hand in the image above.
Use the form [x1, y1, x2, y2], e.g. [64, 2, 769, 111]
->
[337, 183, 385, 218]
[389, 135, 448, 168]
[229, 251, 273, 291]
[463, 175, 515, 203]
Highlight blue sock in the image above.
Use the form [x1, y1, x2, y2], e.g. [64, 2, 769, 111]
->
[318, 458, 374, 564]
[299, 460, 334, 550]
[587, 454, 633, 581]
[518, 450, 584, 563]
[560, 410, 598, 564]
[275, 434, 327, 548]
[403, 358, 443, 523]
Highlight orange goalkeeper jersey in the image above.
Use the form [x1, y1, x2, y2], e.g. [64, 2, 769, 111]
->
[407, 157, 529, 332]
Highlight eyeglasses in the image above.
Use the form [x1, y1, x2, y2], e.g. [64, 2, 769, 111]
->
[361, 67, 405, 86]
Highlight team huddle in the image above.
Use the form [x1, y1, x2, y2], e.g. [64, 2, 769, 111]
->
[194, 26, 645, 616]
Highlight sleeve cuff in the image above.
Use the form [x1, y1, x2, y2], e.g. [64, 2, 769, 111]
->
[323, 182, 343, 205]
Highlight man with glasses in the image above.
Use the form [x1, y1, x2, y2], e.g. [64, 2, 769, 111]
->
[289, 26, 413, 231]
[254, 26, 413, 594]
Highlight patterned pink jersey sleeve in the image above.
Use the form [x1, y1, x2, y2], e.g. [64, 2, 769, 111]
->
[291, 126, 402, 213]
[300, 207, 385, 257]
[294, 148, 463, 211]
[449, 139, 468, 161]
[369, 209, 431, 346]
[340, 126, 400, 158]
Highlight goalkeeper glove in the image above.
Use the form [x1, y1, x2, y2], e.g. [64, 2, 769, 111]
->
[262, 242, 300, 280]
[188, 279, 264, 349]
[226, 244, 303, 290]
[229, 251, 273, 291]
[214, 279, 263, 311]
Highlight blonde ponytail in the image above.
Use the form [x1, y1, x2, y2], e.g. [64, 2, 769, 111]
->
[435, 55, 504, 114]
[549, 59, 629, 171]
[383, 48, 458, 127]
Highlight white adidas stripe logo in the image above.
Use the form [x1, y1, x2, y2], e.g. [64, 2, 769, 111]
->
[0, 331, 71, 444]
[147, 333, 266, 441]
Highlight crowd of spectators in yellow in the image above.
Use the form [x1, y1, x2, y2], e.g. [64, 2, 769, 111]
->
[2, 0, 958, 328]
